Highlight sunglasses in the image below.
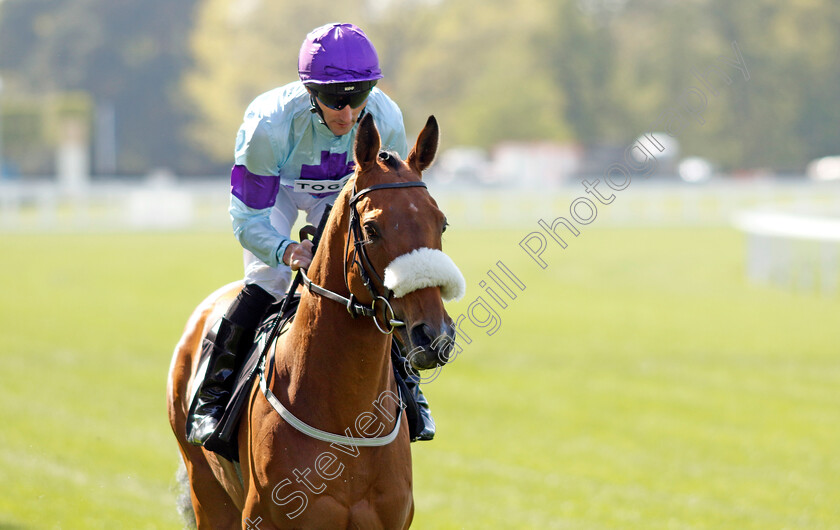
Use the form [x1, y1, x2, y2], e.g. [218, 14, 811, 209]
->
[313, 89, 372, 111]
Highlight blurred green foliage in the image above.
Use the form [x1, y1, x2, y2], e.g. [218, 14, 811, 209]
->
[0, 0, 197, 174]
[1, 0, 839, 174]
[0, 92, 92, 174]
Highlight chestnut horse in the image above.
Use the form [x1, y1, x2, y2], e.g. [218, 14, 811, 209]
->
[167, 114, 464, 528]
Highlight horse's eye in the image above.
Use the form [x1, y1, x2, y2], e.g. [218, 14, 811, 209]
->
[442, 219, 449, 234]
[364, 222, 380, 241]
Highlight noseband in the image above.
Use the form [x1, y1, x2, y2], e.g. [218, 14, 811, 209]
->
[299, 179, 428, 334]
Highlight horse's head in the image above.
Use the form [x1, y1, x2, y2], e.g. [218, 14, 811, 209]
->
[346, 113, 465, 371]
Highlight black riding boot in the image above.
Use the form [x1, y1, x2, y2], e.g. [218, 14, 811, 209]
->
[391, 339, 436, 441]
[407, 375, 436, 441]
[185, 318, 247, 445]
[185, 284, 275, 446]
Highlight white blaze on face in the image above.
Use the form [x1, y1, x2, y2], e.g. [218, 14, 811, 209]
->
[383, 247, 466, 302]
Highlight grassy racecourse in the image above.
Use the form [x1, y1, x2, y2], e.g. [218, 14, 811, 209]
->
[1, 226, 838, 528]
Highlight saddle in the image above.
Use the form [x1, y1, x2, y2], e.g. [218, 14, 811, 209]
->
[193, 294, 425, 462]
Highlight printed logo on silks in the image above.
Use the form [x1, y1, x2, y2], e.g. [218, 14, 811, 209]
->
[298, 151, 355, 198]
[294, 174, 353, 195]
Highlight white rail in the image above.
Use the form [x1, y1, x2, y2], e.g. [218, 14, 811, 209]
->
[734, 210, 840, 296]
[1, 178, 839, 232]
[0, 180, 229, 232]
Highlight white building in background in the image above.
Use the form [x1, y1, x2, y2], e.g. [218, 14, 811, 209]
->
[430, 147, 490, 185]
[806, 156, 840, 182]
[431, 142, 583, 187]
[490, 142, 582, 187]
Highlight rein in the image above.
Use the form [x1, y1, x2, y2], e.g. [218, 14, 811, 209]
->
[259, 339, 404, 447]
[299, 268, 404, 334]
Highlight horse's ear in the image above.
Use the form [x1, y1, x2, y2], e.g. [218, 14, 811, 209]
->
[354, 112, 381, 172]
[407, 115, 439, 175]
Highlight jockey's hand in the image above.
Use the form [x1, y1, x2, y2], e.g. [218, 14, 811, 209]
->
[283, 239, 314, 270]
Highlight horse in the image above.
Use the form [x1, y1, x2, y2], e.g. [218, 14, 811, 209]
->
[167, 113, 465, 528]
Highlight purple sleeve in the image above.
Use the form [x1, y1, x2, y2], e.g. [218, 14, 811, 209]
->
[231, 165, 280, 210]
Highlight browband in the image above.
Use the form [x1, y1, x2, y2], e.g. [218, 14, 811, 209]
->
[349, 181, 427, 205]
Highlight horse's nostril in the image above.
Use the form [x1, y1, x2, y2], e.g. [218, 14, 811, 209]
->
[410, 323, 435, 348]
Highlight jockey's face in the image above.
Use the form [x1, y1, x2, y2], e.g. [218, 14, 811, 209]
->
[315, 97, 367, 137]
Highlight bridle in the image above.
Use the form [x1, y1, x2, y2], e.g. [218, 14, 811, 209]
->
[259, 175, 431, 446]
[300, 177, 428, 335]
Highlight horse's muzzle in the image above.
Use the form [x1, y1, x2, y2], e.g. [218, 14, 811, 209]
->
[407, 321, 456, 371]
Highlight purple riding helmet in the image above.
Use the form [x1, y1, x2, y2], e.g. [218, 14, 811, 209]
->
[299, 23, 382, 114]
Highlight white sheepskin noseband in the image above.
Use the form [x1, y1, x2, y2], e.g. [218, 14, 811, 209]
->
[383, 247, 466, 302]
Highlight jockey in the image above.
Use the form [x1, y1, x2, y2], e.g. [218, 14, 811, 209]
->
[186, 23, 436, 449]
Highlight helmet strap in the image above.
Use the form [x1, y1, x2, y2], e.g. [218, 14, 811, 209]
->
[309, 93, 326, 125]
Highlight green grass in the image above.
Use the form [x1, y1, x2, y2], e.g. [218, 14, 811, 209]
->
[1, 226, 839, 528]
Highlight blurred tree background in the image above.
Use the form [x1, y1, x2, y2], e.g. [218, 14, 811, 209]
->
[0, 0, 838, 176]
[0, 0, 198, 174]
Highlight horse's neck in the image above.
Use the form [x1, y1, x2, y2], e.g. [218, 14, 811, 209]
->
[272, 209, 394, 431]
